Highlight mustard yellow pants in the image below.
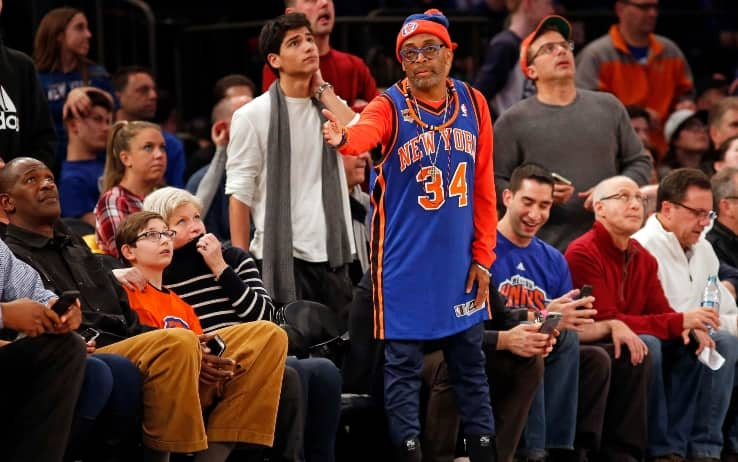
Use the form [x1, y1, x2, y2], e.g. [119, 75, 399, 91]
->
[99, 321, 287, 453]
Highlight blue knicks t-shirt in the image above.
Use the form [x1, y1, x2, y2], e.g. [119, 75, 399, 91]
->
[370, 79, 488, 340]
[491, 231, 572, 316]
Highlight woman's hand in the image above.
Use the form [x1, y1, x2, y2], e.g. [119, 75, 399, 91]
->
[197, 233, 228, 277]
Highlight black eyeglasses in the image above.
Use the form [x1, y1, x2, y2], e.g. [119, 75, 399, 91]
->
[528, 40, 575, 64]
[620, 0, 659, 11]
[599, 192, 648, 207]
[399, 44, 446, 63]
[135, 229, 177, 243]
[669, 201, 716, 220]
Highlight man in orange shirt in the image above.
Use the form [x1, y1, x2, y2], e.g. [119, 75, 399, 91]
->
[575, 0, 694, 158]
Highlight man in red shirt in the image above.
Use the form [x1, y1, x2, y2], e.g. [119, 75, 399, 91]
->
[565, 175, 717, 462]
[261, 0, 377, 111]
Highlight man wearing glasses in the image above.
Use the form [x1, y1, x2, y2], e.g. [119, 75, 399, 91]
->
[630, 168, 738, 462]
[494, 15, 652, 253]
[567, 174, 722, 462]
[321, 8, 497, 462]
[575, 0, 694, 158]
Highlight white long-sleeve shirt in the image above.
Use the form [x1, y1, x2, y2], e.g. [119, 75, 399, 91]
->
[225, 92, 354, 261]
[633, 214, 738, 336]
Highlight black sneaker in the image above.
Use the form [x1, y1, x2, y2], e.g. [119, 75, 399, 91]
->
[395, 436, 422, 462]
[466, 434, 497, 462]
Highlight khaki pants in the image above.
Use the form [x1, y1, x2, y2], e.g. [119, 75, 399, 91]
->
[99, 321, 287, 453]
[200, 322, 287, 447]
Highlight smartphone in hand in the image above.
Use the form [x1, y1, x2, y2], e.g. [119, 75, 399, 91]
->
[205, 334, 227, 357]
[79, 327, 100, 343]
[576, 285, 593, 310]
[52, 290, 81, 316]
[539, 312, 562, 335]
[551, 172, 572, 185]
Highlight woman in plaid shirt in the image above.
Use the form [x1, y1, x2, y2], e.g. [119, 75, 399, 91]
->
[95, 120, 166, 257]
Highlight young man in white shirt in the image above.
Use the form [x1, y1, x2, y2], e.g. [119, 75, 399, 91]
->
[226, 12, 356, 318]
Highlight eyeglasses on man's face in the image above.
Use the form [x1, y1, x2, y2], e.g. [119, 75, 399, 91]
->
[399, 43, 446, 63]
[600, 192, 648, 207]
[528, 40, 575, 64]
[135, 229, 177, 243]
[669, 201, 716, 220]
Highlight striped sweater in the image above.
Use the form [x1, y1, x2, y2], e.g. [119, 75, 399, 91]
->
[163, 236, 274, 332]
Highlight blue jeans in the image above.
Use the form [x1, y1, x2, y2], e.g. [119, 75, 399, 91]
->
[690, 331, 738, 458]
[521, 329, 579, 457]
[77, 353, 142, 419]
[640, 335, 705, 457]
[286, 356, 342, 462]
[384, 322, 494, 445]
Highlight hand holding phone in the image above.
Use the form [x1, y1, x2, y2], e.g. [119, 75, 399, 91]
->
[539, 312, 562, 335]
[551, 172, 572, 185]
[205, 334, 227, 357]
[576, 285, 593, 310]
[551, 174, 575, 204]
[199, 334, 234, 384]
[51, 290, 80, 317]
[79, 327, 100, 343]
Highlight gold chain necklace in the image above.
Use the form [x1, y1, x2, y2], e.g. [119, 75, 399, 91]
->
[403, 79, 459, 182]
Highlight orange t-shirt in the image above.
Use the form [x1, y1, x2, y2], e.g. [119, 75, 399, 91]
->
[125, 283, 204, 334]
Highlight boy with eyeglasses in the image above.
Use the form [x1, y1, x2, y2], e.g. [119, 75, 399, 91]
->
[115, 210, 291, 462]
[321, 8, 497, 462]
[494, 15, 652, 253]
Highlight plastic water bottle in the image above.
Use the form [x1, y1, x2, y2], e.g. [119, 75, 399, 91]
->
[701, 275, 721, 334]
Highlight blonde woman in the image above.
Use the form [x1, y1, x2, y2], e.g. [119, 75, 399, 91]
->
[95, 121, 166, 257]
[144, 186, 342, 462]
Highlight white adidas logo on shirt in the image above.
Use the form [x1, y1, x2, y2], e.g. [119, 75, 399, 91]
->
[0, 86, 19, 132]
[516, 262, 526, 271]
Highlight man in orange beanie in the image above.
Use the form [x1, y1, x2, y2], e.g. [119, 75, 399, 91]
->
[322, 9, 498, 462]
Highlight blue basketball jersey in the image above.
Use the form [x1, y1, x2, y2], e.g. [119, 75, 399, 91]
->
[370, 79, 490, 340]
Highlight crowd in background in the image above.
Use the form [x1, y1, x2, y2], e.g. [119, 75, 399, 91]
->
[2, 0, 738, 462]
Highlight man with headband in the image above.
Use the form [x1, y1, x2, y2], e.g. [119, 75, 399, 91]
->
[322, 9, 497, 462]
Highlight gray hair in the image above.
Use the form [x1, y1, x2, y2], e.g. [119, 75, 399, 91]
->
[712, 166, 738, 213]
[591, 176, 638, 204]
[142, 186, 203, 224]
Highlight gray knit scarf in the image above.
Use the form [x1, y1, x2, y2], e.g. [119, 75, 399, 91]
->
[262, 80, 353, 303]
